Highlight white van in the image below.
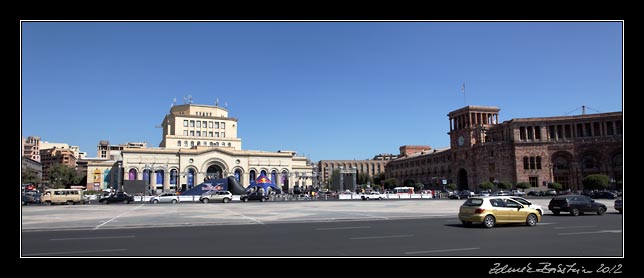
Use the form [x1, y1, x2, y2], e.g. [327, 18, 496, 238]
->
[41, 189, 85, 205]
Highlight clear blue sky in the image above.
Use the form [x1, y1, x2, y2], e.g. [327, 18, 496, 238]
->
[21, 21, 623, 161]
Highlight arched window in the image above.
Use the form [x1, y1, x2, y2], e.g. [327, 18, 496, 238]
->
[249, 170, 256, 182]
[260, 170, 267, 176]
[234, 169, 242, 183]
[128, 168, 137, 180]
[184, 141, 188, 147]
[190, 141, 194, 147]
[228, 143, 231, 147]
[187, 168, 195, 189]
[271, 170, 277, 183]
[177, 140, 181, 147]
[196, 141, 201, 146]
[170, 169, 178, 188]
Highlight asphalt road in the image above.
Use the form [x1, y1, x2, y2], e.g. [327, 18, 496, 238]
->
[21, 209, 622, 257]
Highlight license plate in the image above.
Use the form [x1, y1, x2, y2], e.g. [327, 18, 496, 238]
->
[552, 206, 560, 209]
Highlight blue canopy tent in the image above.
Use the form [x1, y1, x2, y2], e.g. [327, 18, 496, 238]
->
[247, 174, 281, 194]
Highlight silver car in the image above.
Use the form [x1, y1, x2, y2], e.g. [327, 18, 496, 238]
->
[150, 192, 180, 204]
[200, 191, 233, 203]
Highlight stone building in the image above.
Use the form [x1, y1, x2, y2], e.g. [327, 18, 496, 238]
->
[86, 102, 313, 194]
[385, 105, 623, 191]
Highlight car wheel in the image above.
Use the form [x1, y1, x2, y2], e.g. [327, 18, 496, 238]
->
[571, 208, 580, 216]
[259, 198, 265, 202]
[22, 200, 26, 206]
[123, 200, 128, 204]
[597, 207, 606, 215]
[461, 221, 472, 227]
[223, 198, 229, 203]
[153, 199, 159, 204]
[483, 215, 495, 228]
[45, 201, 52, 206]
[618, 209, 622, 214]
[242, 198, 248, 202]
[552, 210, 560, 215]
[202, 198, 209, 203]
[172, 199, 177, 204]
[526, 213, 538, 226]
[67, 201, 74, 205]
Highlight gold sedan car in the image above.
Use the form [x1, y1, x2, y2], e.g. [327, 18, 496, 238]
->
[458, 197, 541, 228]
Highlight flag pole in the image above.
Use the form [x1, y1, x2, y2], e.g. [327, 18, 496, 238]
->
[461, 83, 466, 106]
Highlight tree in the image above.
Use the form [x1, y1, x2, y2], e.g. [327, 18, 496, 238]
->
[403, 179, 415, 187]
[497, 181, 512, 190]
[357, 173, 373, 185]
[447, 183, 457, 191]
[383, 178, 398, 189]
[21, 169, 41, 185]
[515, 182, 531, 190]
[548, 182, 563, 191]
[373, 172, 386, 186]
[372, 185, 382, 192]
[479, 181, 494, 191]
[583, 174, 610, 190]
[47, 163, 81, 189]
[414, 182, 424, 192]
[329, 169, 340, 188]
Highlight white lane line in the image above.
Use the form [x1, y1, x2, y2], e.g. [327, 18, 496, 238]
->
[50, 235, 136, 241]
[342, 211, 389, 220]
[350, 234, 414, 240]
[316, 226, 371, 230]
[219, 207, 263, 225]
[559, 230, 622, 236]
[538, 222, 557, 225]
[405, 247, 480, 255]
[93, 204, 144, 230]
[553, 225, 597, 230]
[23, 249, 127, 256]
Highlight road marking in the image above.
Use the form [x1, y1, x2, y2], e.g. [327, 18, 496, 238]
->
[220, 207, 263, 225]
[343, 211, 389, 220]
[23, 249, 127, 256]
[350, 234, 414, 240]
[93, 204, 144, 230]
[405, 247, 480, 254]
[316, 226, 370, 230]
[537, 222, 557, 225]
[553, 225, 597, 229]
[559, 230, 622, 236]
[50, 235, 136, 241]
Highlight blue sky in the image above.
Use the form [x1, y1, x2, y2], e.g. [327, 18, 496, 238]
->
[21, 21, 623, 161]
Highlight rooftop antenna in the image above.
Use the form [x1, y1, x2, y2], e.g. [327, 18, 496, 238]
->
[183, 95, 193, 104]
[171, 98, 176, 108]
[225, 101, 228, 108]
[582, 105, 586, 115]
[215, 97, 219, 107]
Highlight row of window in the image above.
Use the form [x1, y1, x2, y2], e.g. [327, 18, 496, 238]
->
[177, 140, 232, 147]
[522, 156, 542, 170]
[389, 155, 451, 170]
[518, 120, 622, 141]
[183, 120, 226, 129]
[182, 130, 225, 138]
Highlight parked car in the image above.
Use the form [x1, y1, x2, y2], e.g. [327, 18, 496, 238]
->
[361, 191, 383, 200]
[200, 190, 233, 203]
[544, 189, 558, 196]
[614, 198, 622, 214]
[458, 197, 541, 228]
[150, 192, 180, 204]
[240, 191, 269, 202]
[591, 191, 617, 199]
[505, 196, 544, 215]
[548, 195, 607, 216]
[22, 191, 41, 205]
[450, 190, 474, 199]
[99, 192, 134, 204]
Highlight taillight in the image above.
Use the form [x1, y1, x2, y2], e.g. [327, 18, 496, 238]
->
[475, 208, 485, 214]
